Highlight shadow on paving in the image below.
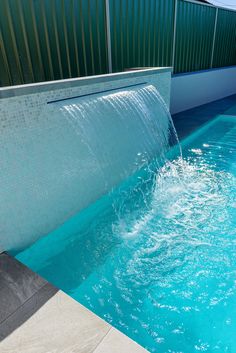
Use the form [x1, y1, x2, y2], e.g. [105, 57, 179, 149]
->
[0, 253, 58, 341]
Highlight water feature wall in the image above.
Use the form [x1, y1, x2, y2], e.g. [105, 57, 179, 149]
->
[0, 68, 171, 252]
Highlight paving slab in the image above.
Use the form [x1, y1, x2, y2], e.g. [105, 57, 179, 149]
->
[0, 253, 46, 324]
[0, 290, 111, 353]
[93, 327, 148, 353]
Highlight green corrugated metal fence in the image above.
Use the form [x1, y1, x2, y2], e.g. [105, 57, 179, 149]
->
[109, 0, 175, 72]
[0, 0, 108, 86]
[213, 8, 236, 68]
[174, 1, 216, 73]
[0, 0, 236, 86]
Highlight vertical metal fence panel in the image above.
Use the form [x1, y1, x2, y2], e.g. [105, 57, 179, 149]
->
[174, 1, 216, 73]
[109, 0, 175, 72]
[213, 9, 236, 68]
[0, 0, 108, 86]
[0, 0, 23, 85]
[0, 28, 12, 86]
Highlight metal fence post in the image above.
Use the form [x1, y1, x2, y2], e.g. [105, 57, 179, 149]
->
[211, 7, 218, 68]
[171, 0, 178, 71]
[105, 0, 112, 73]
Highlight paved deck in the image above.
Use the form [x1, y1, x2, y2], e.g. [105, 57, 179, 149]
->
[0, 253, 148, 353]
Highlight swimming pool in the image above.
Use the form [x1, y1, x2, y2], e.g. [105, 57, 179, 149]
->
[15, 113, 236, 353]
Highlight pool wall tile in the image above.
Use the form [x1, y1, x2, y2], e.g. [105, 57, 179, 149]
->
[0, 68, 171, 253]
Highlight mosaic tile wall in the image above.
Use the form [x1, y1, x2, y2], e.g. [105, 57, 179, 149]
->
[0, 69, 171, 252]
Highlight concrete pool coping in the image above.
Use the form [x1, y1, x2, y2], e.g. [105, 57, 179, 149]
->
[0, 67, 171, 99]
[0, 253, 148, 353]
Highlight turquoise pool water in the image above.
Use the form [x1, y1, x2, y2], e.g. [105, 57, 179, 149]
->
[16, 114, 236, 353]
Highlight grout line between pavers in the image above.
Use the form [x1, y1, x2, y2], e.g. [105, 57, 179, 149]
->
[0, 282, 53, 327]
[91, 326, 113, 353]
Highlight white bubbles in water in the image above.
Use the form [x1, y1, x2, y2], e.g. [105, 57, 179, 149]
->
[113, 156, 236, 293]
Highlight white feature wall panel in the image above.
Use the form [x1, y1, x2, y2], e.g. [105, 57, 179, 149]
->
[170, 66, 236, 114]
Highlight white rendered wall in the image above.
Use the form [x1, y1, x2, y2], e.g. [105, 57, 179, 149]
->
[0, 68, 171, 252]
[170, 66, 236, 114]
